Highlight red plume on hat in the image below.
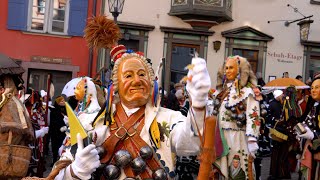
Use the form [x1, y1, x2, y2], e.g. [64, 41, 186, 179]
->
[84, 15, 121, 49]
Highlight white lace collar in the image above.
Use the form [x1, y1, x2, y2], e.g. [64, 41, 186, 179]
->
[226, 83, 254, 106]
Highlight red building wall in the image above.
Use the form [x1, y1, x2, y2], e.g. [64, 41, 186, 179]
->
[0, 0, 100, 77]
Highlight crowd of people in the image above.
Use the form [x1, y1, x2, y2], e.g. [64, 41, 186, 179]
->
[1, 15, 320, 180]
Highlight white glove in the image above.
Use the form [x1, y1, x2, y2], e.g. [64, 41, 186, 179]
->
[247, 142, 259, 158]
[63, 115, 69, 126]
[35, 127, 49, 138]
[298, 126, 314, 140]
[186, 57, 211, 108]
[71, 133, 100, 179]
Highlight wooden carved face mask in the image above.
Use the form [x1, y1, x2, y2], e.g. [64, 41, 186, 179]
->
[225, 58, 238, 81]
[74, 79, 86, 101]
[311, 79, 320, 101]
[117, 58, 151, 109]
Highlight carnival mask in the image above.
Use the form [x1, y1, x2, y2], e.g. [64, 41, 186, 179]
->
[225, 58, 238, 81]
[311, 79, 320, 101]
[74, 79, 86, 101]
[118, 58, 151, 109]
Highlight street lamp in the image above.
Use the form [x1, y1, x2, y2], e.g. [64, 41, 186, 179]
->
[108, 0, 125, 23]
[297, 19, 314, 42]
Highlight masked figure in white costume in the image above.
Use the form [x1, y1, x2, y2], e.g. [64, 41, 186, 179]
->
[51, 42, 211, 179]
[212, 55, 261, 179]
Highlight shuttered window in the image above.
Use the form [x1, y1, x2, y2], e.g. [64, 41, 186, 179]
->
[7, 0, 88, 36]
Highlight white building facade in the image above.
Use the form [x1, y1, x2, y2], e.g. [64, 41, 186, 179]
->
[101, 0, 320, 90]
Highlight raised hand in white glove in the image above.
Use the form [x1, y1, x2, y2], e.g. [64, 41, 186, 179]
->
[298, 126, 314, 140]
[186, 57, 211, 108]
[71, 133, 100, 179]
[248, 142, 259, 158]
[35, 127, 49, 138]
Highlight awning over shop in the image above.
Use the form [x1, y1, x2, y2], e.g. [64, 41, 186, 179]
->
[0, 53, 24, 75]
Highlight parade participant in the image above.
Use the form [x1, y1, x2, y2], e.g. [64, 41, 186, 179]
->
[0, 72, 34, 178]
[268, 90, 283, 126]
[269, 86, 301, 180]
[57, 76, 102, 155]
[73, 76, 101, 131]
[23, 89, 49, 176]
[52, 41, 211, 179]
[297, 77, 320, 180]
[212, 55, 260, 179]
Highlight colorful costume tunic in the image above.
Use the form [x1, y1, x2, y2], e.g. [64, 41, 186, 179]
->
[55, 100, 205, 179]
[214, 82, 260, 179]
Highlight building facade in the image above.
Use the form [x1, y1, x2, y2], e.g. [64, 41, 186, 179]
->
[0, 0, 103, 96]
[103, 0, 320, 91]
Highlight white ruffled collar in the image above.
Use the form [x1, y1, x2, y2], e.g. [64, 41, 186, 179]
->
[226, 82, 254, 106]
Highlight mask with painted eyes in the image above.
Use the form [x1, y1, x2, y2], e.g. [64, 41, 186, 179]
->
[311, 79, 320, 101]
[225, 58, 238, 81]
[74, 79, 86, 101]
[117, 58, 151, 109]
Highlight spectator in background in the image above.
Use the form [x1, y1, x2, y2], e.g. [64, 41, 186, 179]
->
[296, 75, 303, 82]
[282, 72, 289, 78]
[175, 89, 186, 108]
[164, 92, 180, 111]
[297, 89, 307, 113]
[268, 90, 283, 126]
[256, 72, 266, 87]
[49, 96, 67, 165]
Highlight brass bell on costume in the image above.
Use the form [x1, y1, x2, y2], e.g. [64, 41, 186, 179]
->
[212, 109, 218, 116]
[238, 104, 245, 110]
[237, 113, 245, 121]
[236, 120, 244, 128]
[131, 157, 147, 174]
[231, 113, 237, 119]
[260, 109, 267, 117]
[139, 146, 153, 160]
[114, 150, 132, 167]
[152, 168, 168, 180]
[214, 99, 220, 106]
[103, 164, 121, 180]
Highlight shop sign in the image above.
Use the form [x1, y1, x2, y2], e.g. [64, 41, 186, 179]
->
[267, 51, 303, 63]
[31, 56, 71, 64]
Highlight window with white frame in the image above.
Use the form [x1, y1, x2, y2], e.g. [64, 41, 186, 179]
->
[28, 0, 70, 35]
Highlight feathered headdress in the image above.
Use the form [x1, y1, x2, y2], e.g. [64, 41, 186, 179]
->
[84, 15, 122, 49]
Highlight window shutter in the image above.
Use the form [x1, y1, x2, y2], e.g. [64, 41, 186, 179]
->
[68, 0, 88, 36]
[7, 0, 28, 31]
